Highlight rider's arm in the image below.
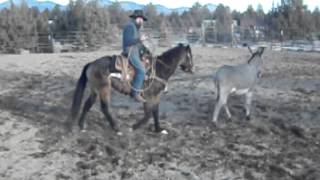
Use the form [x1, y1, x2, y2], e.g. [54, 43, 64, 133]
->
[123, 24, 140, 47]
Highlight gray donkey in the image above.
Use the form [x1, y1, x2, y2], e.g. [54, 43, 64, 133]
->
[212, 46, 266, 122]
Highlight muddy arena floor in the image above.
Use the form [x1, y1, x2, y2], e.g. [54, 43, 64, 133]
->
[0, 47, 320, 180]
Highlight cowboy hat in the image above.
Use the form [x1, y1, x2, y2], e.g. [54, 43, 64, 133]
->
[129, 9, 148, 21]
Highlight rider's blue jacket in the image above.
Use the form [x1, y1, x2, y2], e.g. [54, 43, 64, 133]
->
[122, 20, 141, 54]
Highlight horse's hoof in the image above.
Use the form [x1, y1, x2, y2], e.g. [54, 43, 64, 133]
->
[81, 129, 86, 133]
[246, 115, 251, 121]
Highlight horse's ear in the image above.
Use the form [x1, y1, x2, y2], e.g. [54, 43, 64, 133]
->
[178, 43, 184, 47]
[185, 44, 191, 52]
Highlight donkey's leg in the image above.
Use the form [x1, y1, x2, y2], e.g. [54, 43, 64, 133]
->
[79, 92, 97, 131]
[224, 104, 232, 120]
[213, 102, 222, 123]
[222, 90, 232, 120]
[132, 102, 152, 130]
[212, 91, 228, 122]
[99, 86, 119, 131]
[245, 91, 253, 120]
[213, 92, 224, 123]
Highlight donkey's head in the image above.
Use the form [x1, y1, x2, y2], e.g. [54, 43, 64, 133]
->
[247, 46, 266, 64]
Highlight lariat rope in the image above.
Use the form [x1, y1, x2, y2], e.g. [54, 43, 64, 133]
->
[126, 46, 167, 93]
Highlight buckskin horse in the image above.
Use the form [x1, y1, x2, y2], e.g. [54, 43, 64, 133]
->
[70, 43, 193, 133]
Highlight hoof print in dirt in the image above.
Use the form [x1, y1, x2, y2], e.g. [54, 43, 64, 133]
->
[131, 123, 141, 131]
[55, 173, 71, 180]
[0, 146, 10, 152]
[76, 161, 91, 170]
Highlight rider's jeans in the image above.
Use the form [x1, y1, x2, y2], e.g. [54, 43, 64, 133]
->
[129, 47, 145, 96]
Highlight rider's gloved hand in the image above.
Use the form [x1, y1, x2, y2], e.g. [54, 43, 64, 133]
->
[140, 34, 147, 42]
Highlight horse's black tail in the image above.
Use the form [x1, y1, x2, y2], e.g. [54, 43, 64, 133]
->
[71, 63, 89, 120]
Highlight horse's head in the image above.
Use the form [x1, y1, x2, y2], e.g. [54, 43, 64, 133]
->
[178, 44, 194, 73]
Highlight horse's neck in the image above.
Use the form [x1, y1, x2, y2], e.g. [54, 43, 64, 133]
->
[155, 57, 179, 80]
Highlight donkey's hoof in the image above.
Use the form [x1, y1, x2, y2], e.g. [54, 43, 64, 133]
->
[227, 117, 233, 122]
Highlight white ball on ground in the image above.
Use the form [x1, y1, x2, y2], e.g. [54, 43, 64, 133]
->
[161, 129, 168, 135]
[117, 131, 123, 136]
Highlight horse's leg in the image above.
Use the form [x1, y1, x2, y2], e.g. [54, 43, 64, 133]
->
[151, 95, 163, 132]
[132, 101, 152, 130]
[245, 91, 253, 120]
[152, 103, 161, 132]
[99, 86, 119, 131]
[79, 92, 97, 131]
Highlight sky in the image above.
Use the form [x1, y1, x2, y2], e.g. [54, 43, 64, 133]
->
[0, 0, 319, 12]
[113, 0, 318, 12]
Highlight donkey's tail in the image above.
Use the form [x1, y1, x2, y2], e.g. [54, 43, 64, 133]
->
[71, 63, 90, 120]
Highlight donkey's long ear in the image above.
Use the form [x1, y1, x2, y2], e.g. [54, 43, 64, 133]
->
[247, 46, 253, 55]
[257, 47, 266, 57]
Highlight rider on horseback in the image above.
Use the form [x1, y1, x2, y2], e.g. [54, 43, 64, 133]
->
[122, 9, 148, 102]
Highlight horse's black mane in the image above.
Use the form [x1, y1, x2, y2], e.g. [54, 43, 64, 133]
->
[158, 43, 189, 60]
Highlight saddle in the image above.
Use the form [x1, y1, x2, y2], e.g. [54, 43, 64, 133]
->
[114, 54, 150, 82]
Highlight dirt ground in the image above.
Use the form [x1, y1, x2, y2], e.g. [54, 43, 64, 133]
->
[0, 46, 319, 180]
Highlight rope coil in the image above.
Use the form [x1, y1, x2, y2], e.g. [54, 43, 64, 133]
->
[123, 38, 167, 93]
